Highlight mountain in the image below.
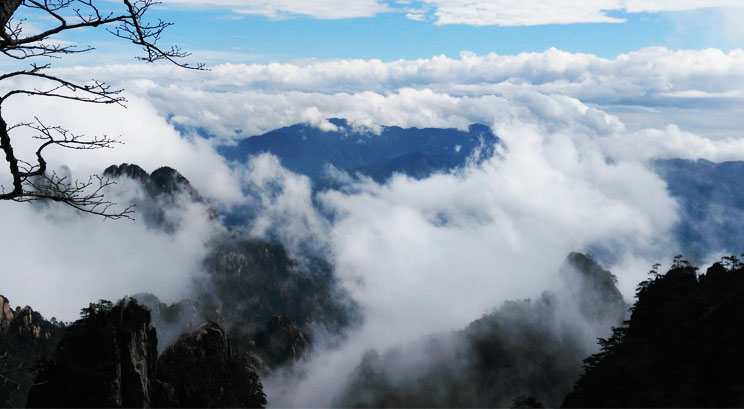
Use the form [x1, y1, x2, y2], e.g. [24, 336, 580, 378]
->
[136, 236, 359, 372]
[654, 159, 744, 260]
[155, 321, 266, 408]
[26, 299, 266, 408]
[103, 163, 213, 231]
[335, 253, 627, 408]
[106, 164, 361, 370]
[27, 299, 161, 408]
[217, 121, 744, 260]
[217, 119, 499, 183]
[563, 258, 744, 407]
[104, 164, 200, 199]
[0, 295, 63, 408]
[199, 236, 360, 350]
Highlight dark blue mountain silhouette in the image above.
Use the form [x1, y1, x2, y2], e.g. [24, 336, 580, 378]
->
[216, 120, 744, 259]
[217, 119, 499, 183]
[654, 158, 744, 260]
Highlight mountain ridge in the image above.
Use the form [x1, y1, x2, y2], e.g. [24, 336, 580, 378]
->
[217, 119, 499, 183]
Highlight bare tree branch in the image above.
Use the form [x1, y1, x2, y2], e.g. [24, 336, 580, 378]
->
[0, 0, 203, 219]
[0, 351, 45, 388]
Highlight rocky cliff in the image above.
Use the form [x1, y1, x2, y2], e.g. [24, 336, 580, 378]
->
[156, 321, 266, 408]
[563, 259, 744, 407]
[0, 295, 62, 408]
[25, 299, 265, 408]
[103, 163, 212, 230]
[336, 253, 628, 408]
[26, 299, 159, 408]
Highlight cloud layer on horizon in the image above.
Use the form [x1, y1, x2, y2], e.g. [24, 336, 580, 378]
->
[44, 47, 744, 140]
[159, 0, 743, 26]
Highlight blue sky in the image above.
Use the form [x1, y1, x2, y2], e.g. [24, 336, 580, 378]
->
[182, 10, 739, 62]
[44, 2, 744, 64]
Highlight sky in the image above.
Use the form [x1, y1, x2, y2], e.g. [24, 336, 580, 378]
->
[13, 1, 744, 64]
[3, 2, 744, 406]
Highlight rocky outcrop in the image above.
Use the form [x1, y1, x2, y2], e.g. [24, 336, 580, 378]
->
[104, 164, 199, 200]
[336, 253, 628, 408]
[26, 299, 159, 408]
[103, 163, 149, 184]
[0, 295, 14, 332]
[155, 321, 266, 408]
[107, 164, 360, 365]
[148, 167, 199, 199]
[103, 163, 215, 230]
[203, 238, 360, 356]
[135, 236, 360, 372]
[562, 260, 744, 407]
[254, 314, 309, 369]
[24, 299, 266, 408]
[561, 252, 626, 325]
[0, 295, 63, 408]
[135, 292, 311, 373]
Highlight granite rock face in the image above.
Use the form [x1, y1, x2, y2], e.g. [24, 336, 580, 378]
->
[103, 164, 197, 199]
[0, 295, 62, 408]
[24, 299, 266, 408]
[103, 163, 211, 231]
[254, 314, 309, 369]
[0, 295, 15, 332]
[26, 299, 159, 408]
[156, 321, 267, 408]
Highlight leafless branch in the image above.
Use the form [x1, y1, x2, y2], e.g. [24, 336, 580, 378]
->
[0, 351, 43, 388]
[0, 0, 203, 218]
[0, 118, 133, 219]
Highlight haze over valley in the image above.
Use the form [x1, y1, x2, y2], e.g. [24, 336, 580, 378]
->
[2, 1, 744, 407]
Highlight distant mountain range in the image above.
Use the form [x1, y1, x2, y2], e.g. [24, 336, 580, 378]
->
[217, 120, 744, 259]
[218, 119, 499, 184]
[653, 159, 744, 260]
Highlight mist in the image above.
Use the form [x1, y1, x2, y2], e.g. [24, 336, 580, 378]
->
[1, 49, 742, 407]
[0, 181, 221, 321]
[248, 114, 682, 406]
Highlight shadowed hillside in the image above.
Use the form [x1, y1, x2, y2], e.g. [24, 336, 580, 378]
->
[336, 253, 627, 408]
[26, 299, 266, 408]
[563, 257, 744, 407]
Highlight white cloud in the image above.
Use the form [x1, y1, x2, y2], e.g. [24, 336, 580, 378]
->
[238, 153, 331, 258]
[161, 0, 389, 19]
[422, 0, 623, 26]
[48, 47, 744, 101]
[0, 184, 222, 321]
[0, 91, 244, 205]
[158, 0, 743, 25]
[44, 47, 744, 141]
[0, 92, 243, 321]
[134, 47, 743, 142]
[421, 0, 744, 26]
[260, 109, 680, 407]
[602, 124, 744, 162]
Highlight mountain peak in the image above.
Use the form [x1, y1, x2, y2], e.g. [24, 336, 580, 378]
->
[218, 119, 500, 183]
[326, 118, 348, 128]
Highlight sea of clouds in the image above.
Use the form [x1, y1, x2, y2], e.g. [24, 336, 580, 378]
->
[1, 47, 743, 405]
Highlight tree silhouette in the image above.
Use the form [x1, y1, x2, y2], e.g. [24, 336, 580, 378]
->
[0, 0, 203, 219]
